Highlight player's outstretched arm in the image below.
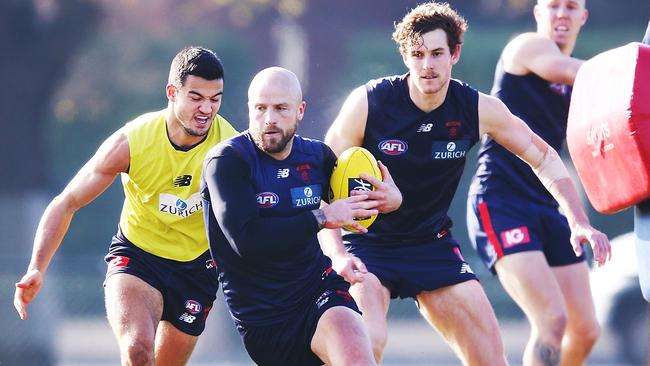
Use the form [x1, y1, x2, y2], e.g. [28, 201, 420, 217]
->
[503, 33, 585, 85]
[478, 93, 611, 266]
[14, 129, 129, 320]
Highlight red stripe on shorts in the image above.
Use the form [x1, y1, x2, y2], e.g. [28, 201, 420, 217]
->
[477, 201, 504, 258]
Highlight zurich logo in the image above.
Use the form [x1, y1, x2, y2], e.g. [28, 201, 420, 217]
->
[304, 187, 313, 197]
[432, 140, 469, 160]
[378, 139, 408, 155]
[256, 192, 279, 208]
[175, 199, 188, 210]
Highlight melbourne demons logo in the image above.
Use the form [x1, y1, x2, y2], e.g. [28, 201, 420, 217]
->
[378, 139, 408, 155]
[256, 192, 279, 208]
[295, 163, 312, 183]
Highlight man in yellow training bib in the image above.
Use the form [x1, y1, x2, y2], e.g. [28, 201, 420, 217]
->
[14, 46, 238, 366]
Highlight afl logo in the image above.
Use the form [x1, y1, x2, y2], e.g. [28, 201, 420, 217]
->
[185, 300, 202, 315]
[256, 192, 279, 208]
[378, 139, 408, 155]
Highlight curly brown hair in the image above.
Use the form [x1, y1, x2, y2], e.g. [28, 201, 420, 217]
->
[392, 2, 468, 55]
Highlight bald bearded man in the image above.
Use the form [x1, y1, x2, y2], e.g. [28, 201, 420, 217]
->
[201, 67, 378, 366]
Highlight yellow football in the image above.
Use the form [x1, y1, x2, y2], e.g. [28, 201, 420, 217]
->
[329, 146, 382, 231]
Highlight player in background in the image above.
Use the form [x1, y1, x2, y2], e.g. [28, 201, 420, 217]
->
[14, 47, 238, 366]
[322, 2, 610, 365]
[467, 1, 611, 364]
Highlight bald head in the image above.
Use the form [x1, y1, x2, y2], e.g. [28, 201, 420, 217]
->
[248, 67, 303, 103]
[247, 67, 306, 160]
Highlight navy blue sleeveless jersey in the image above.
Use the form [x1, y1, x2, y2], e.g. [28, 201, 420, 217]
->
[346, 74, 480, 245]
[468, 59, 572, 204]
[201, 132, 337, 326]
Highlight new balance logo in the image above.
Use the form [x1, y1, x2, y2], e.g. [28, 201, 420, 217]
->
[417, 123, 433, 132]
[460, 263, 474, 274]
[174, 175, 192, 187]
[277, 168, 290, 178]
[179, 313, 196, 323]
[316, 290, 333, 309]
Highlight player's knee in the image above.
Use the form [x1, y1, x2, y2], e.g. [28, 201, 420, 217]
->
[122, 339, 154, 366]
[579, 321, 600, 347]
[569, 316, 600, 347]
[540, 310, 567, 341]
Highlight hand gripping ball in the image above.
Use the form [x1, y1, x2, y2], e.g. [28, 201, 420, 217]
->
[329, 147, 382, 231]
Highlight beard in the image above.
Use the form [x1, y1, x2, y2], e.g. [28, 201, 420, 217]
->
[252, 124, 297, 154]
[181, 124, 207, 137]
[173, 107, 212, 138]
[178, 117, 210, 137]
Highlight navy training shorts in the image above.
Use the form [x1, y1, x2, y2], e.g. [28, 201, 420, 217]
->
[236, 268, 360, 366]
[467, 192, 585, 274]
[345, 230, 478, 299]
[104, 230, 219, 336]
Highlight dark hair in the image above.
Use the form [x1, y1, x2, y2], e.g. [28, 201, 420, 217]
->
[168, 47, 224, 87]
[392, 2, 467, 55]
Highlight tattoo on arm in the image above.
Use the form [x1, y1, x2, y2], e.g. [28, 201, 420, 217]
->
[312, 209, 327, 230]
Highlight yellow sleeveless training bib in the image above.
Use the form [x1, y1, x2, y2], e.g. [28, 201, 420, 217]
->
[119, 110, 238, 261]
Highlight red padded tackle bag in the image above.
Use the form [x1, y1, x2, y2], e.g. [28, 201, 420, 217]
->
[567, 42, 650, 213]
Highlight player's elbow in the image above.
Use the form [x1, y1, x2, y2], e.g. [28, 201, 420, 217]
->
[51, 192, 83, 215]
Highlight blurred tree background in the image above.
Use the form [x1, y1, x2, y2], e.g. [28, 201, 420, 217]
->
[1, 0, 648, 364]
[16, 0, 646, 257]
